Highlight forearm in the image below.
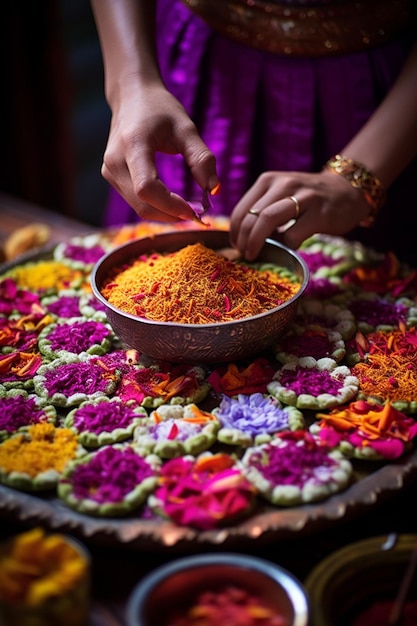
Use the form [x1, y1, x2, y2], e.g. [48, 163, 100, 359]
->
[90, 0, 160, 107]
[340, 41, 417, 188]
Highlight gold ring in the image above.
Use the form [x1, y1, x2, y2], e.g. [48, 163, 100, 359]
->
[248, 208, 260, 216]
[288, 195, 300, 220]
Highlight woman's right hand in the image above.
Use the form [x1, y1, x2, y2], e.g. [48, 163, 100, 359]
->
[101, 78, 219, 222]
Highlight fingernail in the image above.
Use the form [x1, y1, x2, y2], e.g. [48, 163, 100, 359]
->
[209, 182, 221, 195]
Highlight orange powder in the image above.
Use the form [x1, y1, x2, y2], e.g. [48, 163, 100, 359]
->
[101, 243, 300, 324]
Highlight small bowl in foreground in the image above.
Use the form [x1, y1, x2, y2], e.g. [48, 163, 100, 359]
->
[126, 552, 309, 626]
[91, 230, 309, 364]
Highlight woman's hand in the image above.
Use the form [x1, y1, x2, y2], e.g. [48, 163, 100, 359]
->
[102, 79, 219, 222]
[229, 169, 372, 260]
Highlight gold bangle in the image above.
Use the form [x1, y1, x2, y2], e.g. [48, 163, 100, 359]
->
[324, 154, 387, 227]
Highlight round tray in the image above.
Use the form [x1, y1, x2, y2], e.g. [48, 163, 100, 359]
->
[1, 237, 417, 553]
[1, 446, 416, 553]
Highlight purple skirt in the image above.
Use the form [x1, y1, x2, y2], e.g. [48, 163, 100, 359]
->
[104, 0, 417, 265]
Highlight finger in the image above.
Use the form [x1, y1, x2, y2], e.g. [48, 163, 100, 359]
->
[178, 129, 220, 193]
[235, 196, 305, 261]
[102, 160, 187, 222]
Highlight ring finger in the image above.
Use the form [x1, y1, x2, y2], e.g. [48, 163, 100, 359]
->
[237, 195, 304, 258]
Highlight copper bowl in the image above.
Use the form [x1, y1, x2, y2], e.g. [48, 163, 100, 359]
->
[91, 230, 309, 364]
[126, 552, 309, 626]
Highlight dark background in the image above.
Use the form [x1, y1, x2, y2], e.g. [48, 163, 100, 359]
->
[0, 1, 110, 226]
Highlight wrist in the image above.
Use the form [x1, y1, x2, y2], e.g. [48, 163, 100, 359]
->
[323, 154, 387, 227]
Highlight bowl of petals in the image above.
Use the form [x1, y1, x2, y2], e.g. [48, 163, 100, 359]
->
[126, 552, 309, 626]
[91, 230, 309, 364]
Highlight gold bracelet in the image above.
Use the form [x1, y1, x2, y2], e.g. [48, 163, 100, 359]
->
[324, 154, 387, 227]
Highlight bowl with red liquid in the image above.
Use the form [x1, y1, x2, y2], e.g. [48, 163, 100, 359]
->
[305, 534, 417, 626]
[126, 552, 309, 626]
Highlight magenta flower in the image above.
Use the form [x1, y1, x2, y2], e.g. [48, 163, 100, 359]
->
[69, 446, 155, 503]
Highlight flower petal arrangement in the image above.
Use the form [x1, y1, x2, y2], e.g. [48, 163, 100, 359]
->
[241, 430, 353, 506]
[311, 400, 417, 460]
[58, 445, 160, 517]
[0, 390, 56, 441]
[213, 392, 305, 447]
[267, 357, 359, 410]
[148, 452, 256, 530]
[133, 403, 220, 458]
[1, 226, 417, 535]
[0, 422, 85, 491]
[64, 396, 148, 448]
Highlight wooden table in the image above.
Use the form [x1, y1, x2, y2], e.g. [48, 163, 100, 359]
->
[1, 192, 417, 625]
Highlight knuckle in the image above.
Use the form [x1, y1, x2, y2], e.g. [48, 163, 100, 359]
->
[132, 178, 154, 201]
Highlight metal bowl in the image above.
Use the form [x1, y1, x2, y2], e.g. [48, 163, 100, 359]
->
[126, 553, 309, 626]
[91, 230, 309, 364]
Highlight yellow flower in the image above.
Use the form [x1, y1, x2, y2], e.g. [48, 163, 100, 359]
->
[0, 528, 89, 607]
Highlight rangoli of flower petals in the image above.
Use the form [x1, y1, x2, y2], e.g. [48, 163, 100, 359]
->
[275, 327, 346, 364]
[116, 363, 210, 407]
[148, 453, 256, 530]
[54, 236, 108, 270]
[354, 353, 417, 414]
[41, 292, 83, 320]
[299, 234, 375, 278]
[207, 357, 277, 396]
[295, 299, 356, 340]
[0, 422, 84, 491]
[0, 351, 44, 387]
[133, 403, 220, 458]
[213, 392, 304, 447]
[33, 356, 120, 407]
[268, 357, 359, 410]
[303, 276, 346, 300]
[78, 292, 107, 320]
[311, 400, 417, 460]
[0, 278, 41, 316]
[65, 397, 147, 448]
[1, 312, 54, 354]
[241, 430, 352, 506]
[6, 260, 84, 293]
[343, 251, 417, 297]
[0, 392, 56, 440]
[58, 445, 160, 516]
[2, 226, 417, 532]
[38, 319, 113, 359]
[347, 294, 416, 333]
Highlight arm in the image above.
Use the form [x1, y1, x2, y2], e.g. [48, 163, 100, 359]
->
[230, 41, 417, 260]
[90, 0, 219, 222]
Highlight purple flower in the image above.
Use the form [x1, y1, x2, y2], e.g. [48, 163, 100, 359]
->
[43, 360, 116, 395]
[63, 243, 106, 264]
[0, 395, 45, 432]
[250, 439, 337, 487]
[217, 393, 290, 436]
[46, 296, 81, 319]
[46, 320, 110, 353]
[279, 368, 342, 396]
[72, 401, 144, 434]
[70, 446, 155, 503]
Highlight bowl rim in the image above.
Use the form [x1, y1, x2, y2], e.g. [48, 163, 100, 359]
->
[304, 533, 417, 625]
[90, 231, 310, 328]
[126, 552, 309, 626]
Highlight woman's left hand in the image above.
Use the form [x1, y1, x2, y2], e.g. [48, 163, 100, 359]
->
[229, 169, 373, 260]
